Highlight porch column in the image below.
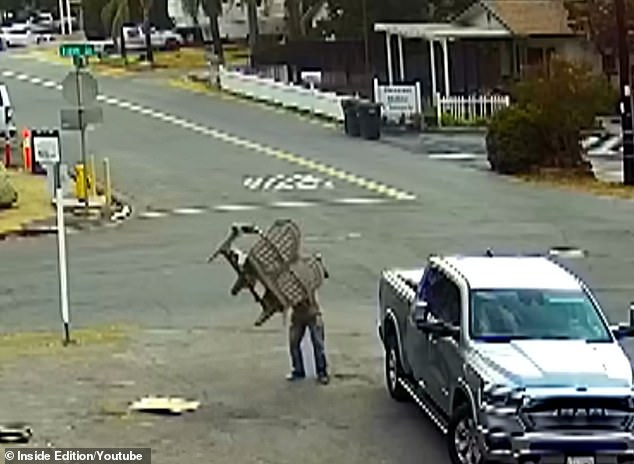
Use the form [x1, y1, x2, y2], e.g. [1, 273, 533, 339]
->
[385, 32, 394, 84]
[429, 39, 438, 103]
[397, 34, 405, 80]
[441, 38, 451, 96]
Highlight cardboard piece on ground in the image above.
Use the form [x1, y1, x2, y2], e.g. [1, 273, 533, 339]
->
[129, 396, 200, 415]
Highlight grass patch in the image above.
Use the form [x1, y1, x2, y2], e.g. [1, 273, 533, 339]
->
[0, 325, 131, 363]
[0, 169, 52, 234]
[517, 169, 634, 199]
[93, 45, 249, 72]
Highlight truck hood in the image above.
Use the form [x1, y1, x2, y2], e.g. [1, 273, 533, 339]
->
[472, 340, 633, 388]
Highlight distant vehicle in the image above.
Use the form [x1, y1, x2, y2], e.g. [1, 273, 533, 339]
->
[0, 84, 15, 138]
[116, 25, 183, 51]
[378, 251, 634, 463]
[0, 24, 38, 47]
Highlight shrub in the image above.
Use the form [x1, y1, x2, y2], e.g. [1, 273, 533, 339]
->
[486, 56, 617, 175]
[0, 165, 17, 209]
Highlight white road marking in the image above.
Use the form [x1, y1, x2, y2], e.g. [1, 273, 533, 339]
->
[2, 69, 417, 201]
[428, 153, 483, 160]
[138, 211, 168, 219]
[172, 207, 206, 215]
[333, 197, 387, 205]
[271, 201, 315, 208]
[214, 204, 258, 212]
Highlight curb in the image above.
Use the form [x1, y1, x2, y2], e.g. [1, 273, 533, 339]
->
[0, 178, 134, 243]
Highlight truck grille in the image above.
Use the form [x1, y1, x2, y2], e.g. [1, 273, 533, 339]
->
[520, 396, 634, 432]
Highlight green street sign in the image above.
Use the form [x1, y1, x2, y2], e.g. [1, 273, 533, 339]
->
[59, 43, 96, 58]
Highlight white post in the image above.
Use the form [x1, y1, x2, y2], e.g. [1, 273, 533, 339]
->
[373, 77, 380, 102]
[65, 0, 73, 34]
[58, 0, 66, 35]
[442, 38, 450, 96]
[436, 93, 442, 127]
[386, 33, 394, 85]
[415, 81, 422, 114]
[397, 34, 405, 81]
[429, 39, 437, 104]
[55, 162, 71, 344]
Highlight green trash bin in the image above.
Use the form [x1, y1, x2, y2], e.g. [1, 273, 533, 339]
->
[341, 99, 361, 137]
[358, 102, 382, 140]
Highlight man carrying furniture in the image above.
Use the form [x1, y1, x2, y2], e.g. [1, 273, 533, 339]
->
[287, 292, 330, 385]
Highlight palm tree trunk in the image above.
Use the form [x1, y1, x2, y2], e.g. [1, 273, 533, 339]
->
[208, 14, 224, 63]
[143, 12, 154, 63]
[246, 0, 259, 56]
[285, 0, 300, 40]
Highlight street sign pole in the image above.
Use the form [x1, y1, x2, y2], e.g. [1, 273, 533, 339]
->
[615, 0, 634, 185]
[54, 159, 71, 345]
[32, 129, 71, 344]
[73, 57, 90, 214]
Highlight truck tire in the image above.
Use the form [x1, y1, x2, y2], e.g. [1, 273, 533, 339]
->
[447, 403, 485, 464]
[385, 334, 409, 402]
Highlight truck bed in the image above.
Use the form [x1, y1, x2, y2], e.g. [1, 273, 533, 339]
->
[377, 267, 424, 343]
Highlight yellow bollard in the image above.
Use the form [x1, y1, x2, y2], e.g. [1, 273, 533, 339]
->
[74, 163, 87, 200]
[103, 158, 112, 207]
[89, 155, 97, 198]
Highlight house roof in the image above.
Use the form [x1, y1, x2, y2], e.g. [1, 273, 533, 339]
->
[477, 0, 575, 36]
[373, 22, 511, 39]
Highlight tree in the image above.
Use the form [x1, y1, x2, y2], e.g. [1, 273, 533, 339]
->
[565, 0, 634, 58]
[316, 0, 470, 39]
[102, 0, 154, 63]
[200, 0, 225, 63]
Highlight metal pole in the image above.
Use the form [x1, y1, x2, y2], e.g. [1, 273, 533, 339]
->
[65, 0, 73, 34]
[74, 59, 89, 213]
[362, 0, 370, 75]
[58, 0, 66, 35]
[54, 161, 71, 345]
[615, 0, 634, 185]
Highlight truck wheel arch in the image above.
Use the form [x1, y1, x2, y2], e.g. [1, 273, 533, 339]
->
[383, 310, 406, 370]
[451, 381, 477, 420]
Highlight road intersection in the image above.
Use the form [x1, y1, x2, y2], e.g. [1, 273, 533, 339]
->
[2, 50, 634, 463]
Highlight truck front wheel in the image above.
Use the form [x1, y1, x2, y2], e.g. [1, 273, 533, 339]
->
[448, 404, 485, 464]
[385, 335, 409, 402]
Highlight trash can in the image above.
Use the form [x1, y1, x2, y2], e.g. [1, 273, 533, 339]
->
[341, 99, 361, 137]
[358, 102, 382, 140]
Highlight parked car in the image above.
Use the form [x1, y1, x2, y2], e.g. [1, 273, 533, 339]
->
[0, 23, 38, 47]
[378, 251, 634, 463]
[0, 84, 16, 138]
[116, 25, 183, 51]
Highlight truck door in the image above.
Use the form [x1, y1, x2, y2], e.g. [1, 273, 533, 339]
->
[405, 266, 439, 385]
[426, 272, 463, 414]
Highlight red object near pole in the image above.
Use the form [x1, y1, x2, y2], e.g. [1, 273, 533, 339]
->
[4, 139, 10, 167]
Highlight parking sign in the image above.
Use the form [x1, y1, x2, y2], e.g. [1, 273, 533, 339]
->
[33, 133, 61, 164]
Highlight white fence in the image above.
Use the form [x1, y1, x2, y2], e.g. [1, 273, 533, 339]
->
[436, 93, 510, 126]
[218, 66, 345, 122]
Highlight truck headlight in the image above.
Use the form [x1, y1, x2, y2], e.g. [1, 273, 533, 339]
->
[481, 383, 524, 408]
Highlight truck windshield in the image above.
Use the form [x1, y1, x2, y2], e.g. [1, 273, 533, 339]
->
[470, 289, 612, 342]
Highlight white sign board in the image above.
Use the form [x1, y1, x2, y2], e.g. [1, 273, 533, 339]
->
[374, 79, 421, 122]
[33, 134, 61, 164]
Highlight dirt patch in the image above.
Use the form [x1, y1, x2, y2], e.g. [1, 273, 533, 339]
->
[516, 168, 634, 199]
[0, 170, 52, 234]
[0, 325, 131, 364]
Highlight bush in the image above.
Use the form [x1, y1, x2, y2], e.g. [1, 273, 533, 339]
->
[0, 165, 17, 209]
[486, 56, 617, 175]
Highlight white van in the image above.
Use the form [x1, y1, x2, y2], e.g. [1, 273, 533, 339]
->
[0, 84, 15, 138]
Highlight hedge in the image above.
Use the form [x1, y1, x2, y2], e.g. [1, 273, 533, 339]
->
[486, 57, 618, 175]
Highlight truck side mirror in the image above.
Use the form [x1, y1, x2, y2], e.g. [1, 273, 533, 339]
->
[413, 301, 427, 329]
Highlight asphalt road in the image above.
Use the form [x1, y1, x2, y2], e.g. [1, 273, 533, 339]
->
[2, 48, 634, 463]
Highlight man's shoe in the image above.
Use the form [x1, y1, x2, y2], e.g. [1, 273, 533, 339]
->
[286, 372, 305, 381]
[317, 373, 330, 385]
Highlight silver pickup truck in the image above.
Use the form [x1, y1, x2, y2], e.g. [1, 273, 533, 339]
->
[377, 252, 634, 464]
